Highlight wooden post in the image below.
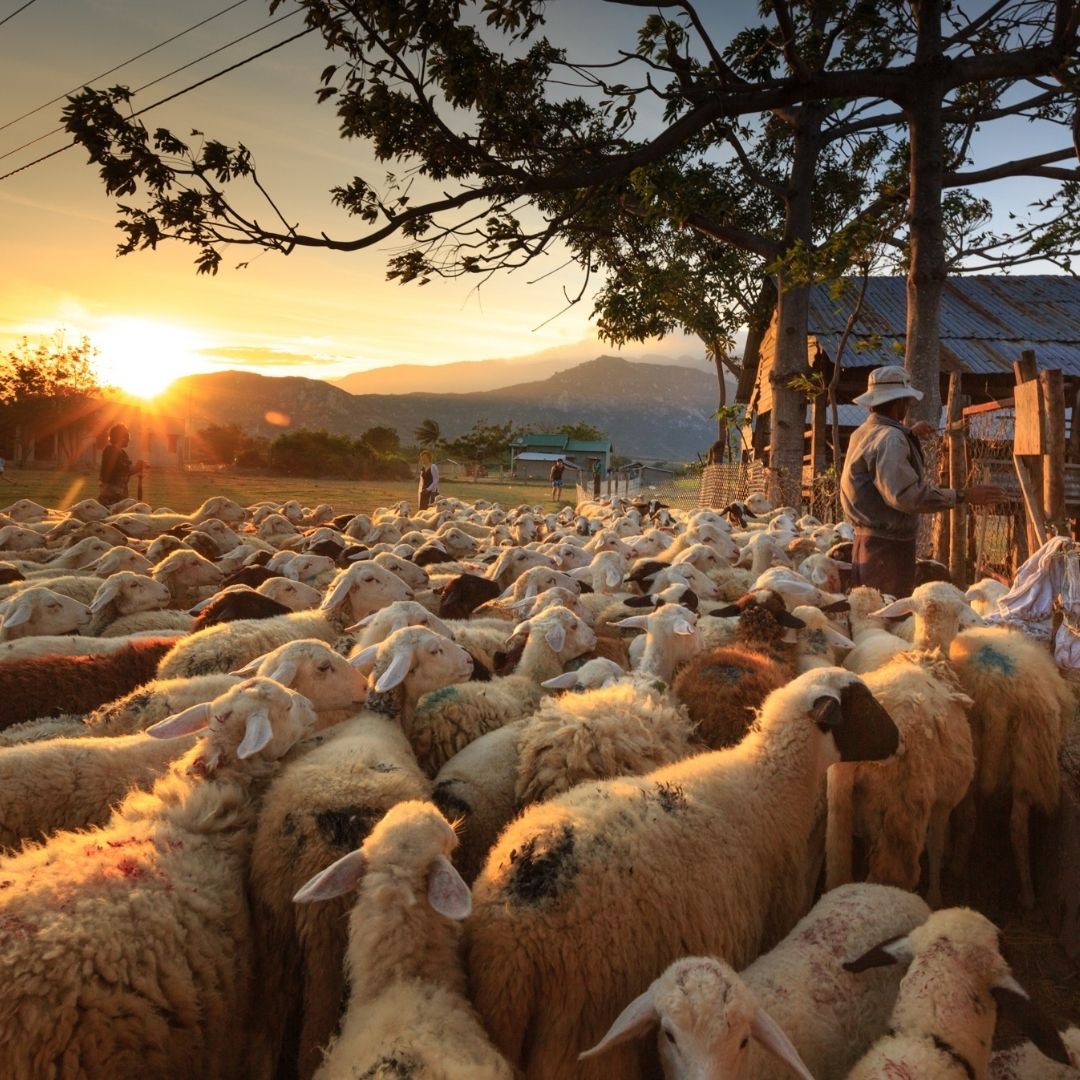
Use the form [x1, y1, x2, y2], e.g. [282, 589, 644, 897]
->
[946, 371, 967, 587]
[932, 446, 950, 567]
[1041, 368, 1066, 534]
[1069, 383, 1080, 464]
[1013, 351, 1046, 550]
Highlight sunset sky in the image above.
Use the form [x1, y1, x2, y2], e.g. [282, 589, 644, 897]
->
[0, 2, 1067, 399]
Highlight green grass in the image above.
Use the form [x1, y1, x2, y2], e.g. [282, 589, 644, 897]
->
[0, 467, 581, 516]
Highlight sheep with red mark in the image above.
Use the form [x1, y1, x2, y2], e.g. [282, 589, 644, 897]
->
[0, 678, 318, 1079]
[0, 637, 177, 730]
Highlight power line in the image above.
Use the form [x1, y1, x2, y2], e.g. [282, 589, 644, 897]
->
[0, 25, 316, 183]
[0, 0, 253, 133]
[0, 0, 42, 31]
[0, 6, 301, 163]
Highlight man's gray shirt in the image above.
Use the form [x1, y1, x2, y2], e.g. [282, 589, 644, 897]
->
[840, 413, 956, 541]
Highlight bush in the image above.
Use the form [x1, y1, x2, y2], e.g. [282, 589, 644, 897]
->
[268, 429, 412, 479]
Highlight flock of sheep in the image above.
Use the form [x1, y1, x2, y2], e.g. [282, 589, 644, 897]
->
[0, 488, 1075, 1079]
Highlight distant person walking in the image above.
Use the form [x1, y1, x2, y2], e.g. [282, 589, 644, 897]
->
[549, 458, 566, 501]
[418, 449, 440, 511]
[591, 458, 602, 499]
[98, 424, 146, 507]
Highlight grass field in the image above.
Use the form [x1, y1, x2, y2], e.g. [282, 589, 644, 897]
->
[0, 467, 578, 516]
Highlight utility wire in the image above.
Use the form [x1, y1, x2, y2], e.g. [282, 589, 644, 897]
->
[0, 6, 301, 163]
[0, 0, 252, 133]
[0, 24, 316, 183]
[0, 0, 41, 31]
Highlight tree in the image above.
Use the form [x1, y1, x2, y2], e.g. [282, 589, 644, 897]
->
[446, 419, 515, 477]
[270, 429, 368, 476]
[360, 424, 401, 454]
[413, 418, 442, 450]
[197, 422, 247, 465]
[557, 422, 606, 442]
[62, 3, 1080, 496]
[0, 334, 102, 464]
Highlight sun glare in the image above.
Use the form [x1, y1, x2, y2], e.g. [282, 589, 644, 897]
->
[96, 318, 203, 399]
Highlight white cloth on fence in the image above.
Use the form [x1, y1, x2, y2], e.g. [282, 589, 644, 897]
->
[986, 535, 1080, 669]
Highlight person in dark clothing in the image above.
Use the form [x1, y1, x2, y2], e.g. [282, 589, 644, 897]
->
[549, 458, 566, 501]
[98, 424, 145, 507]
[840, 366, 1004, 598]
[591, 458, 602, 499]
[418, 450, 439, 511]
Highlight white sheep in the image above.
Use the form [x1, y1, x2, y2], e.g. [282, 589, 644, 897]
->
[90, 545, 153, 577]
[256, 576, 322, 611]
[614, 603, 703, 683]
[466, 667, 901, 1079]
[581, 883, 931, 1080]
[248, 713, 431, 1080]
[151, 548, 225, 607]
[0, 677, 318, 1079]
[843, 586, 909, 675]
[87, 571, 172, 632]
[0, 585, 92, 640]
[989, 1027, 1080, 1077]
[845, 907, 1071, 1079]
[293, 801, 514, 1080]
[966, 577, 1010, 618]
[788, 604, 855, 673]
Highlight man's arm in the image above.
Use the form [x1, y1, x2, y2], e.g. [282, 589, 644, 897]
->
[872, 432, 956, 515]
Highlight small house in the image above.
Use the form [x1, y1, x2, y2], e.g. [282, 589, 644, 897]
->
[509, 433, 614, 476]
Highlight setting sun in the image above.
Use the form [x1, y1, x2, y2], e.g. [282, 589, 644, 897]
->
[95, 318, 204, 400]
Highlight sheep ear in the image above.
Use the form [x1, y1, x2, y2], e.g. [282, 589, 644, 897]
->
[542, 671, 581, 690]
[673, 618, 695, 636]
[267, 660, 300, 688]
[230, 651, 272, 677]
[347, 612, 378, 629]
[236, 709, 273, 759]
[825, 627, 856, 650]
[604, 568, 623, 589]
[349, 644, 379, 669]
[810, 693, 843, 731]
[843, 933, 914, 973]
[710, 603, 742, 618]
[426, 854, 471, 919]
[622, 595, 657, 608]
[320, 571, 355, 613]
[545, 623, 567, 653]
[88, 578, 123, 614]
[1, 600, 32, 629]
[751, 1008, 815, 1080]
[293, 848, 368, 903]
[374, 648, 413, 693]
[776, 610, 806, 629]
[821, 599, 850, 613]
[613, 615, 650, 630]
[990, 975, 1071, 1065]
[146, 702, 212, 739]
[578, 987, 658, 1060]
[524, 580, 539, 598]
[870, 598, 915, 619]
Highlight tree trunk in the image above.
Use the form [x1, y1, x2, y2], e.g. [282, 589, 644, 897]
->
[737, 278, 776, 404]
[904, 0, 946, 426]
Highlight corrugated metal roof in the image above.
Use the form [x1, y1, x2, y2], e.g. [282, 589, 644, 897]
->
[808, 275, 1080, 376]
[516, 452, 580, 464]
[565, 439, 613, 451]
[512, 433, 568, 448]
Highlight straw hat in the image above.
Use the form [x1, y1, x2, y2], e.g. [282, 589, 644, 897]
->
[853, 364, 924, 407]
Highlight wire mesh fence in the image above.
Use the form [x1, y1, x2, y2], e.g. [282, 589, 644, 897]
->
[965, 404, 1026, 578]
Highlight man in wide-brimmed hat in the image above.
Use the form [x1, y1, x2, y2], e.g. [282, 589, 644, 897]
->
[840, 365, 1005, 598]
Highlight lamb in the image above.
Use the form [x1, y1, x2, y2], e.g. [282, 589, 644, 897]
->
[292, 801, 513, 1080]
[845, 907, 1070, 1079]
[404, 606, 597, 775]
[826, 650, 975, 907]
[581, 883, 931, 1080]
[613, 602, 703, 683]
[248, 713, 431, 1080]
[989, 1028, 1080, 1078]
[843, 586, 909, 675]
[0, 677, 318, 1079]
[151, 548, 225, 608]
[0, 585, 92, 641]
[466, 667, 901, 1080]
[99, 608, 197, 638]
[0, 637, 179, 730]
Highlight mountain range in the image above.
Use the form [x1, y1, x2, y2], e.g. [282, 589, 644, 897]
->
[169, 355, 726, 461]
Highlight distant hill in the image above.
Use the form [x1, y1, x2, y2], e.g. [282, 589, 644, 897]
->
[171, 355, 723, 460]
[332, 347, 713, 395]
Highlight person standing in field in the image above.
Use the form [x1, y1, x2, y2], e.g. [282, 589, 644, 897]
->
[99, 424, 146, 507]
[840, 365, 1005, 598]
[549, 458, 566, 502]
[418, 449, 440, 510]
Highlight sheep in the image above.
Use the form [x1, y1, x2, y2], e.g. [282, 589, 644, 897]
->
[843, 586, 909, 675]
[87, 571, 172, 633]
[789, 604, 855, 673]
[151, 548, 225, 608]
[845, 908, 1070, 1079]
[0, 637, 179, 730]
[156, 562, 414, 679]
[248, 713, 431, 1080]
[0, 677, 318, 1079]
[2, 498, 50, 522]
[99, 608, 197, 638]
[826, 650, 975, 907]
[90, 545, 153, 577]
[0, 585, 92, 641]
[432, 720, 528, 885]
[514, 672, 696, 807]
[966, 576, 1010, 618]
[466, 667, 901, 1080]
[438, 572, 503, 618]
[0, 525, 48, 552]
[188, 586, 293, 630]
[571, 550, 628, 594]
[403, 606, 597, 775]
[613, 603, 703, 684]
[989, 1028, 1080, 1078]
[875, 585, 1073, 908]
[486, 546, 558, 589]
[292, 801, 514, 1080]
[581, 884, 931, 1080]
[84, 674, 242, 736]
[0, 629, 186, 663]
[0, 572, 105, 605]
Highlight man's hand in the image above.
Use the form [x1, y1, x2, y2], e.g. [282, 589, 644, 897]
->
[965, 484, 1010, 505]
[908, 420, 937, 438]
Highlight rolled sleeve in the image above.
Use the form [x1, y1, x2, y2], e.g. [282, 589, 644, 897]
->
[873, 433, 956, 514]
